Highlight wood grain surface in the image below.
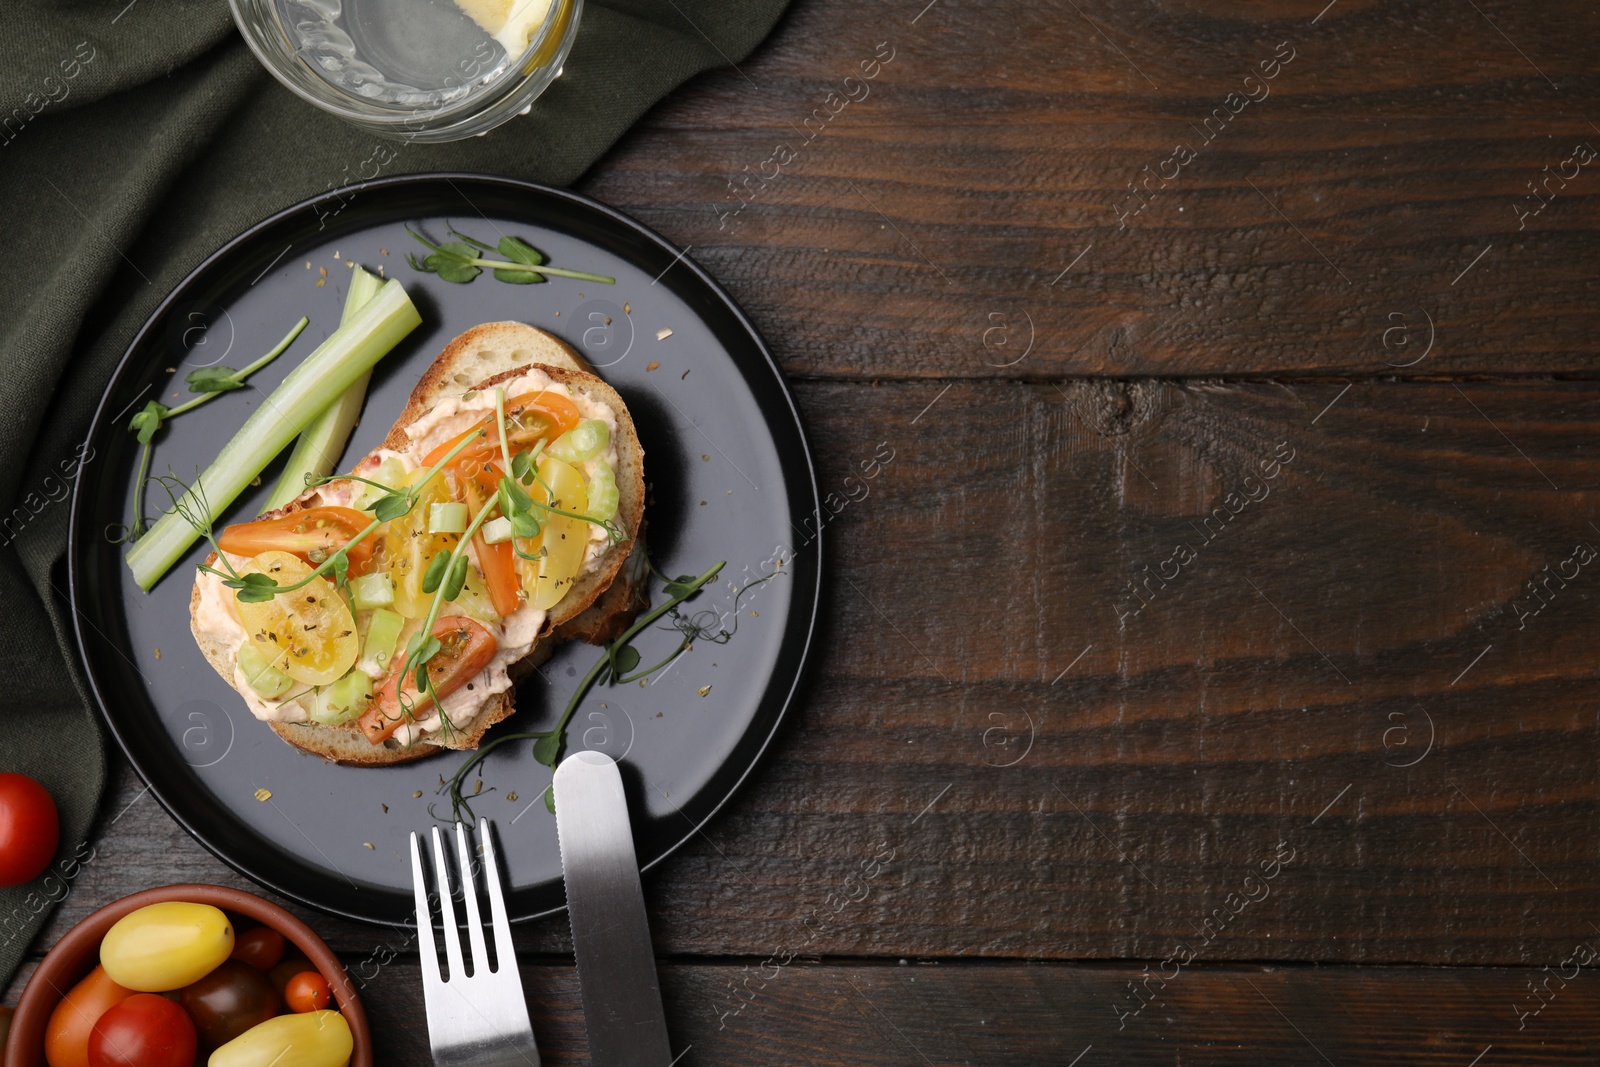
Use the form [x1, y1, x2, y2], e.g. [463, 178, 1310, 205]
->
[11, 953, 1599, 1064]
[16, 0, 1600, 1059]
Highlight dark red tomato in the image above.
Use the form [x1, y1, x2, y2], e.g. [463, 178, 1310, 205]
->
[284, 970, 333, 1013]
[179, 959, 281, 1048]
[230, 925, 287, 971]
[87, 993, 195, 1067]
[0, 772, 59, 887]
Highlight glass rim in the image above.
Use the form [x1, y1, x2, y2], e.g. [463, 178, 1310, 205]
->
[228, 0, 580, 136]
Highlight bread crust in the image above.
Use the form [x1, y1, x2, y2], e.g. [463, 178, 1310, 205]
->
[189, 323, 645, 765]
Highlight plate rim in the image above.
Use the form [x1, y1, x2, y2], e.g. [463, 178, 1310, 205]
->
[66, 172, 823, 925]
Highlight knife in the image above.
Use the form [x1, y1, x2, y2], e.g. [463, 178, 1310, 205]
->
[553, 750, 674, 1067]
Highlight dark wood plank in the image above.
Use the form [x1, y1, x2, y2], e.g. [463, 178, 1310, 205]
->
[11, 957, 1596, 1065]
[577, 0, 1600, 378]
[24, 378, 1600, 967]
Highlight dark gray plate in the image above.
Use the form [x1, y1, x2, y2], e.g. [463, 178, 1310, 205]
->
[67, 174, 821, 925]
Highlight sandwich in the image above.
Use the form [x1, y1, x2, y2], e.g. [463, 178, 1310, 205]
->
[189, 322, 646, 765]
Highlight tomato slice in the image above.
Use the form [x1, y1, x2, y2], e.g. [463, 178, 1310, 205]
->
[460, 460, 522, 618]
[218, 507, 375, 577]
[420, 390, 582, 469]
[360, 616, 497, 744]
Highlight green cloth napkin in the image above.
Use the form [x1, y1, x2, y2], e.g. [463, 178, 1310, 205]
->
[0, 0, 789, 990]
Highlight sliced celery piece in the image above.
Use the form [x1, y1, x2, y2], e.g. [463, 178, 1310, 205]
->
[237, 643, 293, 699]
[309, 669, 372, 725]
[548, 420, 609, 464]
[126, 278, 422, 590]
[429, 502, 469, 534]
[351, 572, 395, 611]
[587, 460, 619, 521]
[481, 516, 513, 544]
[261, 266, 386, 513]
[358, 607, 405, 675]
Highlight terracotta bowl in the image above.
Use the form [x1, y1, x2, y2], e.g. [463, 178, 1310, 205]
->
[5, 884, 371, 1066]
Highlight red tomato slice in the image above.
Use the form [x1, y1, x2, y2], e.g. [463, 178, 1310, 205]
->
[460, 461, 521, 618]
[218, 507, 375, 577]
[360, 616, 498, 744]
[420, 390, 582, 469]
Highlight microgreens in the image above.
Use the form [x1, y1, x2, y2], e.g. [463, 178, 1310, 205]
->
[123, 316, 307, 540]
[405, 225, 616, 286]
[432, 559, 734, 825]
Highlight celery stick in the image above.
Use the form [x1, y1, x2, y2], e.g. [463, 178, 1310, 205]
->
[126, 278, 422, 590]
[261, 266, 385, 512]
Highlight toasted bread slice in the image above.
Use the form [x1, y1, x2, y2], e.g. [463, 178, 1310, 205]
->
[190, 323, 645, 765]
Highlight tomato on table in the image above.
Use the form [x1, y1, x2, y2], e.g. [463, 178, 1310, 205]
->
[359, 616, 497, 744]
[218, 506, 375, 576]
[86, 993, 196, 1067]
[284, 970, 333, 1013]
[0, 772, 58, 887]
[230, 925, 286, 971]
[420, 390, 582, 468]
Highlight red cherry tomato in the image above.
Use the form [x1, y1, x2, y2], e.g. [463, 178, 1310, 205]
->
[284, 970, 332, 1013]
[0, 772, 59, 887]
[230, 925, 287, 971]
[86, 993, 196, 1067]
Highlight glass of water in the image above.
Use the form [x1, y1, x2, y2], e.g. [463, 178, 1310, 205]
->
[230, 0, 582, 142]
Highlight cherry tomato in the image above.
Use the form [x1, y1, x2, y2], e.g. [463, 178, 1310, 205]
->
[86, 993, 195, 1067]
[100, 901, 234, 991]
[218, 506, 376, 576]
[44, 965, 135, 1067]
[230, 925, 287, 971]
[420, 390, 582, 469]
[284, 970, 333, 1013]
[180, 959, 281, 1049]
[0, 772, 59, 887]
[360, 616, 497, 745]
[461, 460, 520, 617]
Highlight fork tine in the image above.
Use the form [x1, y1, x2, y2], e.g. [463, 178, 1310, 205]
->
[479, 819, 517, 975]
[430, 826, 466, 982]
[408, 832, 442, 986]
[454, 821, 490, 977]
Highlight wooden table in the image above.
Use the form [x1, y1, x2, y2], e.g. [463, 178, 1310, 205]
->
[12, 0, 1600, 1061]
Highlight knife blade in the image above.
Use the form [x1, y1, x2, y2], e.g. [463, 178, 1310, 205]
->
[553, 750, 673, 1067]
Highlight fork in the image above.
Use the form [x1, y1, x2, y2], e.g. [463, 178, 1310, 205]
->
[410, 820, 541, 1067]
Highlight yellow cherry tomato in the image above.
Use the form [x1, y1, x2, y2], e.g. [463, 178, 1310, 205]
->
[234, 550, 358, 686]
[100, 901, 235, 992]
[208, 1010, 352, 1067]
[382, 467, 460, 618]
[516, 456, 589, 611]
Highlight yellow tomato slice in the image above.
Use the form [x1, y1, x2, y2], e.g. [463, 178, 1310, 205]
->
[234, 551, 358, 686]
[521, 456, 589, 611]
[381, 467, 462, 618]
